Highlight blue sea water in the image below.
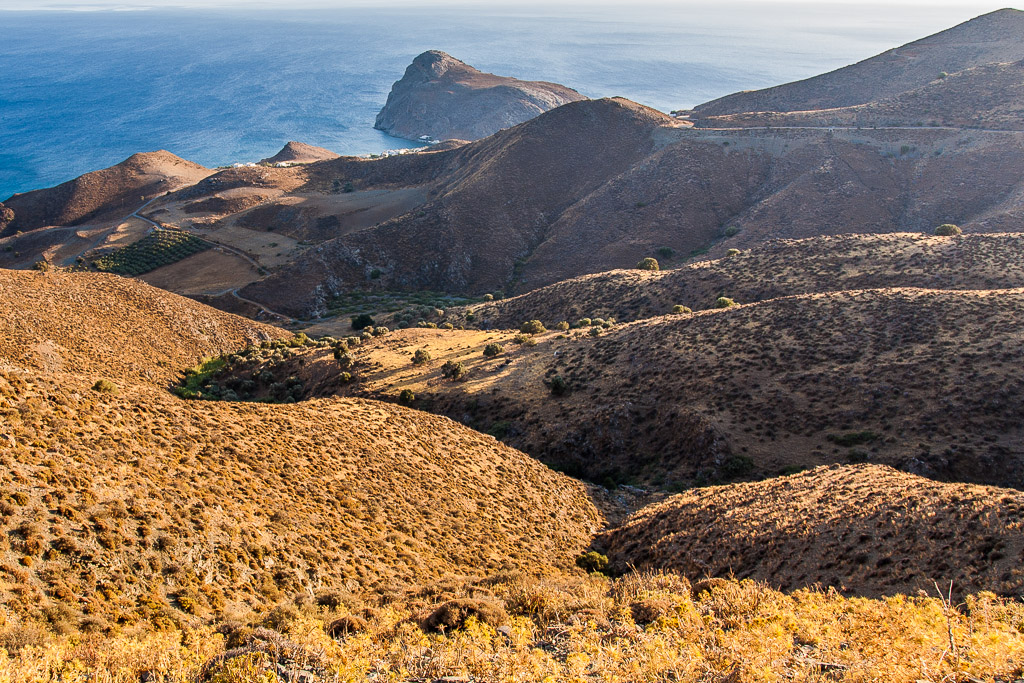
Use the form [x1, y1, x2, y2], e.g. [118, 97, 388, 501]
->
[0, 2, 991, 199]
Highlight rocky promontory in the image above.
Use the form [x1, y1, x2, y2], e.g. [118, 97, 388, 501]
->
[374, 50, 586, 142]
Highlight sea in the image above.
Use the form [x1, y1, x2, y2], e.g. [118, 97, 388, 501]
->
[0, 2, 994, 200]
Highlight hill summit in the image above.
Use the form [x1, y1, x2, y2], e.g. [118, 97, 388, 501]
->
[374, 50, 587, 142]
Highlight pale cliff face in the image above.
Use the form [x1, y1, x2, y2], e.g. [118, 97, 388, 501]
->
[375, 50, 587, 142]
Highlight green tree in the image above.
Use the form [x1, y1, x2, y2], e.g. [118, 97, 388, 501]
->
[636, 257, 660, 271]
[351, 313, 375, 330]
[519, 320, 547, 335]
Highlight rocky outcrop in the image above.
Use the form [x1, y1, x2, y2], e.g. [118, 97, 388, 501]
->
[374, 50, 586, 142]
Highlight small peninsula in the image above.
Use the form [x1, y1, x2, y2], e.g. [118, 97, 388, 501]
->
[374, 50, 587, 142]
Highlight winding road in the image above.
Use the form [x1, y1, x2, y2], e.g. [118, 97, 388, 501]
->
[130, 197, 301, 324]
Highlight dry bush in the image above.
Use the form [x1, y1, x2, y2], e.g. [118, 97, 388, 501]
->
[422, 598, 508, 632]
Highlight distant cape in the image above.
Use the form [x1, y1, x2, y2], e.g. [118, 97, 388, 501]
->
[374, 50, 587, 142]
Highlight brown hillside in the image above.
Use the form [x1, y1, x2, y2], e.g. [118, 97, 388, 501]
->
[597, 464, 1024, 598]
[693, 8, 1024, 117]
[3, 151, 211, 234]
[259, 141, 340, 165]
[240, 123, 1024, 314]
[702, 59, 1024, 130]
[241, 97, 674, 315]
[214, 288, 1024, 490]
[0, 269, 286, 385]
[0, 269, 601, 625]
[454, 232, 1024, 328]
[375, 50, 586, 142]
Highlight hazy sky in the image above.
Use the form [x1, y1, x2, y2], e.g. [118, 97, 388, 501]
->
[0, 0, 1014, 8]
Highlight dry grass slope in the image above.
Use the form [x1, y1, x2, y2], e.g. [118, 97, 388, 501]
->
[597, 464, 1024, 598]
[234, 287, 1024, 490]
[0, 269, 601, 628]
[1, 571, 1022, 682]
[453, 233, 1024, 328]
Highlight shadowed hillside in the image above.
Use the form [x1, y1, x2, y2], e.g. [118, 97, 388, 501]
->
[597, 464, 1024, 598]
[452, 232, 1024, 328]
[693, 8, 1024, 117]
[193, 287, 1024, 490]
[240, 97, 674, 314]
[701, 59, 1024, 131]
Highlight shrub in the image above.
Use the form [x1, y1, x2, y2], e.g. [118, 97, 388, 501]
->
[714, 297, 737, 309]
[723, 225, 741, 237]
[828, 431, 878, 447]
[398, 389, 415, 405]
[656, 246, 675, 260]
[482, 293, 494, 301]
[575, 318, 591, 328]
[636, 257, 659, 271]
[350, 313, 375, 330]
[441, 360, 466, 380]
[326, 615, 367, 638]
[483, 343, 504, 357]
[575, 551, 609, 574]
[588, 327, 601, 337]
[423, 598, 508, 632]
[412, 349, 431, 365]
[369, 269, 381, 279]
[726, 248, 741, 256]
[335, 352, 353, 369]
[520, 319, 546, 335]
[549, 375, 569, 396]
[91, 379, 117, 394]
[556, 321, 570, 331]
[32, 260, 51, 272]
[935, 223, 962, 236]
[721, 453, 755, 478]
[672, 305, 692, 314]
[373, 326, 389, 336]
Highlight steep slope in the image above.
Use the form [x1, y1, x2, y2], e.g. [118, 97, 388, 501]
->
[454, 233, 1024, 328]
[702, 59, 1024, 130]
[375, 50, 586, 141]
[0, 269, 602, 625]
[259, 141, 340, 165]
[693, 8, 1024, 117]
[597, 464, 1024, 597]
[242, 97, 674, 315]
[2, 151, 212, 234]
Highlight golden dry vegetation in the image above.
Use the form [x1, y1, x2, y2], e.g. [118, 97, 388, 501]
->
[0, 269, 601, 630]
[598, 464, 1024, 597]
[2, 571, 1023, 683]
[2, 270, 1024, 682]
